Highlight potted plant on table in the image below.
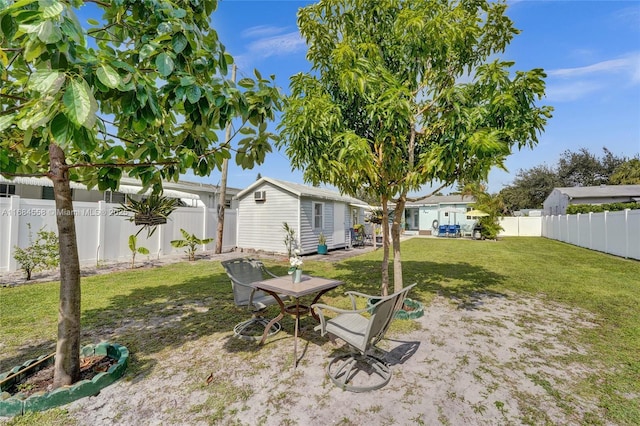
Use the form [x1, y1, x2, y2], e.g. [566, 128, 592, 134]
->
[317, 232, 328, 255]
[288, 250, 304, 283]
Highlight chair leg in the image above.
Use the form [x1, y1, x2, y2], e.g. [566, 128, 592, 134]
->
[326, 352, 392, 392]
[233, 316, 281, 341]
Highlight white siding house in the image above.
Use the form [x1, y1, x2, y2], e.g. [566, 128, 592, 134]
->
[543, 185, 640, 215]
[235, 178, 369, 255]
[404, 195, 477, 235]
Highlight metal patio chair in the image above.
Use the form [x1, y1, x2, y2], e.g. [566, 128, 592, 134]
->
[350, 227, 365, 248]
[312, 283, 417, 392]
[221, 258, 290, 341]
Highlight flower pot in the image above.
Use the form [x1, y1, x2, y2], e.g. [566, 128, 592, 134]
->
[292, 269, 303, 283]
[367, 297, 424, 319]
[317, 244, 328, 255]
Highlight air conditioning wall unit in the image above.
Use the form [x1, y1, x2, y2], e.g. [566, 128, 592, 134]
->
[254, 190, 266, 201]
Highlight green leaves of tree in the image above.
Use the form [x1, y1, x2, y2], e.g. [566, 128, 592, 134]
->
[63, 78, 97, 129]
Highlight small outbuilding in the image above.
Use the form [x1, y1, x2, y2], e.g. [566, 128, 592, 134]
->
[543, 185, 640, 215]
[403, 195, 477, 236]
[235, 177, 370, 255]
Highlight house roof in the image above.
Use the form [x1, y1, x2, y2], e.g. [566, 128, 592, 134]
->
[405, 194, 476, 207]
[236, 177, 370, 207]
[0, 175, 238, 200]
[553, 185, 640, 199]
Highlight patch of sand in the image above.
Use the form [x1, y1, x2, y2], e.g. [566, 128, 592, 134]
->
[64, 292, 602, 425]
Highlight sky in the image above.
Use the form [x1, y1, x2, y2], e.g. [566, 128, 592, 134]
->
[195, 0, 640, 196]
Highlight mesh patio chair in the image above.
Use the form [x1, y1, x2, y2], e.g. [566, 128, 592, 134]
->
[350, 227, 365, 248]
[221, 258, 290, 341]
[312, 283, 417, 392]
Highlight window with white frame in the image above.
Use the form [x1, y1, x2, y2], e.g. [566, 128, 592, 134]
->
[0, 184, 15, 197]
[313, 202, 324, 229]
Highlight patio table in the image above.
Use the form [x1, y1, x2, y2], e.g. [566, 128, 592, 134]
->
[254, 275, 343, 367]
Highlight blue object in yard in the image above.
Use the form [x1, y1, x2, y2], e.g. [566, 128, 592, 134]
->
[438, 225, 447, 237]
[447, 224, 457, 237]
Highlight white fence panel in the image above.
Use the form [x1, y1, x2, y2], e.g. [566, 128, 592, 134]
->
[542, 209, 640, 260]
[590, 213, 607, 254]
[498, 217, 519, 236]
[607, 211, 629, 258]
[0, 197, 238, 272]
[628, 210, 640, 260]
[498, 217, 542, 237]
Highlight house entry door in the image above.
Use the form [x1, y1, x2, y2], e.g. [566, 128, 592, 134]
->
[333, 203, 346, 247]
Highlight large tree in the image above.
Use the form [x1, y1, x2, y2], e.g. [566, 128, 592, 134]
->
[279, 0, 551, 295]
[0, 0, 280, 387]
[610, 158, 640, 185]
[499, 148, 631, 211]
[499, 164, 560, 211]
[557, 147, 625, 187]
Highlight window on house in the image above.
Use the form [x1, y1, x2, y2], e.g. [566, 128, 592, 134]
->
[42, 186, 55, 200]
[0, 184, 16, 197]
[313, 202, 324, 229]
[104, 191, 126, 204]
[351, 208, 358, 227]
[42, 187, 72, 200]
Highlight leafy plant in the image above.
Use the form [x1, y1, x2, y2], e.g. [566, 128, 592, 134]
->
[282, 222, 296, 257]
[13, 224, 60, 280]
[318, 232, 327, 245]
[566, 202, 639, 215]
[170, 229, 214, 261]
[128, 235, 149, 269]
[114, 194, 178, 237]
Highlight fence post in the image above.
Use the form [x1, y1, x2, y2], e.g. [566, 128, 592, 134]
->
[8, 196, 21, 272]
[604, 211, 608, 254]
[201, 205, 208, 251]
[625, 209, 629, 259]
[96, 201, 107, 265]
[589, 212, 593, 250]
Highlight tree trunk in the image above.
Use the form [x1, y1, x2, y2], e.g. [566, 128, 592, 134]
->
[215, 65, 235, 254]
[392, 196, 406, 293]
[49, 143, 81, 388]
[380, 196, 390, 296]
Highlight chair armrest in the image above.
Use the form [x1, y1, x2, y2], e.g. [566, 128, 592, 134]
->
[311, 302, 370, 336]
[344, 290, 378, 309]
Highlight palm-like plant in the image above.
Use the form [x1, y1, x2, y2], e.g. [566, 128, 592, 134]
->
[170, 229, 214, 261]
[114, 194, 178, 237]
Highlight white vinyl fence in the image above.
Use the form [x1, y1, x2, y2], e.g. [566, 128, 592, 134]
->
[542, 209, 640, 260]
[1, 196, 237, 272]
[498, 217, 542, 237]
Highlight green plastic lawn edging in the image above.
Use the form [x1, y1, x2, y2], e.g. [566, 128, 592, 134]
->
[367, 297, 424, 320]
[0, 342, 129, 417]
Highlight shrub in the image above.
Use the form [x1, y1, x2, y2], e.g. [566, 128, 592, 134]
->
[566, 202, 639, 215]
[170, 229, 213, 261]
[13, 224, 60, 280]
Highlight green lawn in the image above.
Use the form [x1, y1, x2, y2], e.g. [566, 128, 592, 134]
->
[1, 237, 638, 424]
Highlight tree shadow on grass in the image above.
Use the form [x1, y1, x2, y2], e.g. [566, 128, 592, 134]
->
[0, 266, 288, 377]
[1, 257, 505, 377]
[334, 259, 508, 310]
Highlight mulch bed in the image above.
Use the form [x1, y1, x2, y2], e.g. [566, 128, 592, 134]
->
[6, 355, 118, 398]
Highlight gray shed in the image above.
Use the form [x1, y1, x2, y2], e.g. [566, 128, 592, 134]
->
[543, 184, 640, 215]
[235, 177, 370, 255]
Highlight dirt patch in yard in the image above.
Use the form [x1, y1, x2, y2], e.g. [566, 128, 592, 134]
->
[53, 292, 602, 425]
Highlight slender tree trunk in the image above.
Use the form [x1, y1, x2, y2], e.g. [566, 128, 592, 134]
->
[49, 143, 81, 388]
[380, 196, 390, 296]
[392, 196, 406, 293]
[215, 65, 236, 254]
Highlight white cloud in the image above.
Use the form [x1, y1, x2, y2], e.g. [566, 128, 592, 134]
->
[246, 31, 306, 59]
[548, 53, 640, 81]
[545, 81, 602, 102]
[545, 52, 640, 102]
[241, 25, 288, 39]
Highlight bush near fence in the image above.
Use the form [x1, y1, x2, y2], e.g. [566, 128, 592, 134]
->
[567, 202, 639, 215]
